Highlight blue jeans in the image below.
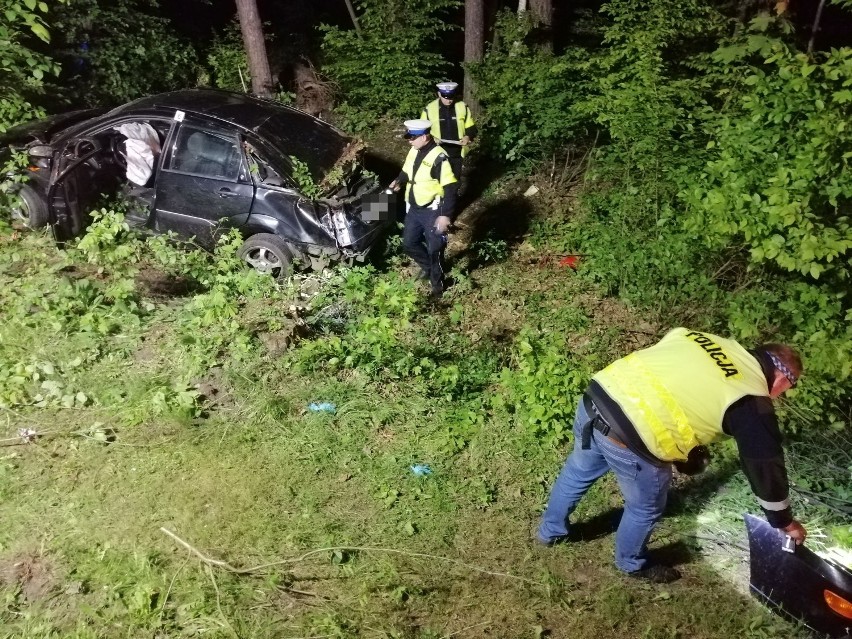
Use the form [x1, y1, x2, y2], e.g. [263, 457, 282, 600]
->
[537, 399, 672, 573]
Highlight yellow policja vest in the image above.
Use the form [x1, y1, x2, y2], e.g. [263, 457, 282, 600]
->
[593, 328, 769, 461]
[423, 100, 475, 158]
[401, 144, 456, 207]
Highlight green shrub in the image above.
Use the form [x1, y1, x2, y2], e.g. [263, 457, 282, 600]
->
[51, 0, 199, 106]
[320, 0, 460, 126]
[0, 0, 62, 131]
[205, 19, 250, 91]
[496, 328, 591, 447]
[469, 11, 590, 164]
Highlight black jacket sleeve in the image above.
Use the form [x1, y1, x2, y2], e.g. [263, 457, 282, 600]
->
[723, 395, 793, 528]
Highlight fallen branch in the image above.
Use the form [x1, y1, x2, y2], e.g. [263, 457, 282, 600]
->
[160, 527, 545, 587]
[792, 487, 852, 516]
[684, 533, 749, 553]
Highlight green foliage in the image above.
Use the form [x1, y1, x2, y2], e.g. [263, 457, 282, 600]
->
[682, 25, 852, 283]
[469, 11, 589, 163]
[295, 266, 499, 402]
[320, 0, 460, 126]
[51, 0, 199, 106]
[168, 230, 279, 373]
[205, 19, 249, 91]
[0, 151, 33, 221]
[0, 0, 64, 130]
[496, 328, 591, 447]
[471, 233, 509, 263]
[523, 1, 850, 428]
[290, 155, 322, 198]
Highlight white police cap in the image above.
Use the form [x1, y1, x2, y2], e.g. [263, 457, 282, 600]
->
[436, 82, 458, 94]
[403, 119, 432, 136]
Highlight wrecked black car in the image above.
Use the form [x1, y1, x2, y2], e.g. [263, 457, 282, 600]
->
[1, 89, 392, 277]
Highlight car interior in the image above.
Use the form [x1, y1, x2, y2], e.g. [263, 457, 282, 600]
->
[169, 128, 243, 180]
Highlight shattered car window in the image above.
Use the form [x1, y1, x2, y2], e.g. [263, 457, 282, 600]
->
[169, 127, 243, 180]
[244, 142, 286, 188]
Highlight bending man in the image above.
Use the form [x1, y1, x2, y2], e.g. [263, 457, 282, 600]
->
[537, 327, 806, 583]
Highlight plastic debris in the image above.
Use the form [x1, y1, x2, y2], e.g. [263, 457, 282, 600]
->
[308, 402, 337, 414]
[558, 255, 580, 269]
[18, 428, 37, 443]
[523, 185, 540, 197]
[410, 464, 432, 477]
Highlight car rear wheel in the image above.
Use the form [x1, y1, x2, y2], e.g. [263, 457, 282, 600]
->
[238, 234, 293, 280]
[10, 184, 49, 229]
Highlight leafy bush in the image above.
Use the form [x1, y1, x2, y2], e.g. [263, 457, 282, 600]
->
[51, 0, 199, 106]
[320, 0, 460, 127]
[469, 11, 590, 164]
[524, 2, 850, 429]
[681, 20, 852, 284]
[0, 0, 63, 131]
[296, 266, 500, 401]
[205, 19, 250, 91]
[496, 328, 591, 447]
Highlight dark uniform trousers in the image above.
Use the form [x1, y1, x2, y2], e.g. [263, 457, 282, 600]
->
[403, 205, 447, 293]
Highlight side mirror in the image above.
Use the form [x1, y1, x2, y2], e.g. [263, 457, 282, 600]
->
[28, 144, 53, 159]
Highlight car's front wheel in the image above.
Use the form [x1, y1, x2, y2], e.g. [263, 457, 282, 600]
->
[238, 234, 293, 280]
[10, 184, 49, 229]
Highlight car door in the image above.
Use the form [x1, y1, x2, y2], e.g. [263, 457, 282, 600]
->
[47, 116, 172, 244]
[47, 136, 111, 244]
[154, 122, 254, 249]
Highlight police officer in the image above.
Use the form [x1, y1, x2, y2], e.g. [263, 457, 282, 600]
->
[421, 82, 476, 188]
[389, 119, 458, 299]
[537, 328, 806, 583]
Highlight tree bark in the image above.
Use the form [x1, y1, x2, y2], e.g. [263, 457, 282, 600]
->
[529, 0, 552, 27]
[234, 0, 273, 97]
[529, 0, 553, 51]
[464, 0, 485, 116]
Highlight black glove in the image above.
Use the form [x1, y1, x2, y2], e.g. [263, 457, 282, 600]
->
[673, 445, 711, 475]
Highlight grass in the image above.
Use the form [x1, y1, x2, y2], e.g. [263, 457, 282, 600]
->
[0, 200, 836, 639]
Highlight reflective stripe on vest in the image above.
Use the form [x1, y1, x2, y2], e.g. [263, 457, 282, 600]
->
[592, 328, 769, 461]
[401, 145, 448, 208]
[424, 100, 473, 158]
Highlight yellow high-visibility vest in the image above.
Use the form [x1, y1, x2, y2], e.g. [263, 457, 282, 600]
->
[422, 100, 475, 158]
[401, 144, 457, 207]
[593, 328, 769, 461]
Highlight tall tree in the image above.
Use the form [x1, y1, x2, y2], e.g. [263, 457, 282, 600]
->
[234, 0, 273, 96]
[464, 0, 484, 114]
[529, 0, 553, 51]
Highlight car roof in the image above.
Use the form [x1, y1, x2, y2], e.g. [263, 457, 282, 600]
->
[110, 89, 340, 136]
[109, 89, 352, 177]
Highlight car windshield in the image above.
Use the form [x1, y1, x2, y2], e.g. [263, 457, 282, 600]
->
[257, 115, 349, 180]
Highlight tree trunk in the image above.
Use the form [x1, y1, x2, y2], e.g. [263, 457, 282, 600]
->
[234, 0, 273, 97]
[464, 0, 485, 116]
[529, 0, 552, 26]
[343, 0, 362, 38]
[529, 0, 553, 51]
[808, 0, 826, 54]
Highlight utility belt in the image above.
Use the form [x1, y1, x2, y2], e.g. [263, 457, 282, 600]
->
[406, 190, 441, 214]
[580, 387, 669, 468]
[581, 394, 626, 449]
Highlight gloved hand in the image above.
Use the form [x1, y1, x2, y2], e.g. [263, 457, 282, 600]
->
[673, 445, 711, 475]
[782, 519, 807, 545]
[434, 215, 451, 234]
